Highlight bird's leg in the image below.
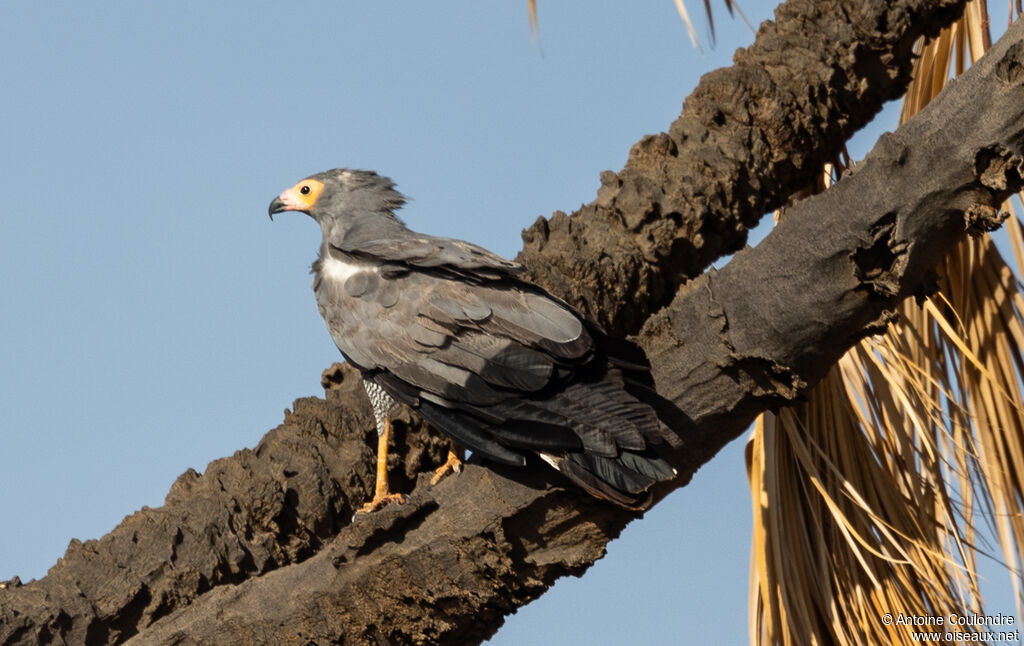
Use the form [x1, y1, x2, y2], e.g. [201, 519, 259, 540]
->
[357, 414, 406, 513]
[430, 443, 465, 486]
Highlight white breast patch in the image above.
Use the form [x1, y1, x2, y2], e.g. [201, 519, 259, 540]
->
[319, 254, 377, 282]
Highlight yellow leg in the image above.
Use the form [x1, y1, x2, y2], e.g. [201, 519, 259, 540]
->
[430, 445, 465, 486]
[357, 415, 406, 513]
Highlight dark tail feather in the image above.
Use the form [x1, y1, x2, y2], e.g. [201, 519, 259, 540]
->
[622, 378, 687, 449]
[541, 449, 677, 510]
[417, 400, 527, 467]
[589, 326, 687, 449]
[489, 420, 583, 451]
[605, 449, 677, 483]
[541, 452, 648, 509]
[567, 451, 675, 494]
[591, 328, 654, 377]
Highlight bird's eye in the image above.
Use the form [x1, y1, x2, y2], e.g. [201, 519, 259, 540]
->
[300, 185, 311, 195]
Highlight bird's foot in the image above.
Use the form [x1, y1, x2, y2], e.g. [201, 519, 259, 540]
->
[430, 449, 464, 486]
[356, 492, 406, 514]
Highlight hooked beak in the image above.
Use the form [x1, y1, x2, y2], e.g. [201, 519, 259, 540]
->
[268, 188, 308, 220]
[268, 196, 286, 220]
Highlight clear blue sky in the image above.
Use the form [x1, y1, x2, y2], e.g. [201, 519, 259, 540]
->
[1, 3, 1018, 644]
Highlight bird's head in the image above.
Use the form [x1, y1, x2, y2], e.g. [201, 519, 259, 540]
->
[268, 169, 407, 226]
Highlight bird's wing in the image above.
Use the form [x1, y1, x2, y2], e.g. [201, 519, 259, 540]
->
[334, 235, 524, 278]
[317, 266, 589, 406]
[316, 263, 674, 466]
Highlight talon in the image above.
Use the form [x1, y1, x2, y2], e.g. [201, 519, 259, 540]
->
[356, 492, 406, 514]
[430, 448, 464, 486]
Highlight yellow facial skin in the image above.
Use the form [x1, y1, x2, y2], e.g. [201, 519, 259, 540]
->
[268, 178, 323, 219]
[275, 178, 325, 212]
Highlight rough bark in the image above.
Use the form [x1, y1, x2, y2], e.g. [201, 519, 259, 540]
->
[8, 0, 1021, 645]
[517, 0, 966, 336]
[643, 33, 1024, 480]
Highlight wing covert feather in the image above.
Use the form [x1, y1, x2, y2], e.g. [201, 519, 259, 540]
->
[334, 236, 523, 275]
[316, 262, 590, 403]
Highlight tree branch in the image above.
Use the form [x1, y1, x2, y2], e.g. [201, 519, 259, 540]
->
[3, 1, 1001, 645]
[517, 0, 966, 336]
[643, 26, 1024, 482]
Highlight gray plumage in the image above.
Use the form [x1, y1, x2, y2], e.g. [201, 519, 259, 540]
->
[271, 168, 683, 509]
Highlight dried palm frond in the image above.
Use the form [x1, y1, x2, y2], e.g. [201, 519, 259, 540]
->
[525, 1, 739, 48]
[749, 2, 1024, 644]
[673, 0, 703, 49]
[673, 0, 745, 48]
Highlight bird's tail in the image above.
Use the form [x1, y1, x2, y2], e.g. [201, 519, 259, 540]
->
[592, 328, 687, 450]
[538, 448, 677, 510]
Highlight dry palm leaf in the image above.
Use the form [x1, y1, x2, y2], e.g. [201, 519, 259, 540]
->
[526, 1, 738, 49]
[750, 2, 1024, 644]
[673, 0, 748, 48]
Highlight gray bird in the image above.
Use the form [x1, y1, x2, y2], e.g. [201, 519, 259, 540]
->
[270, 169, 682, 512]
